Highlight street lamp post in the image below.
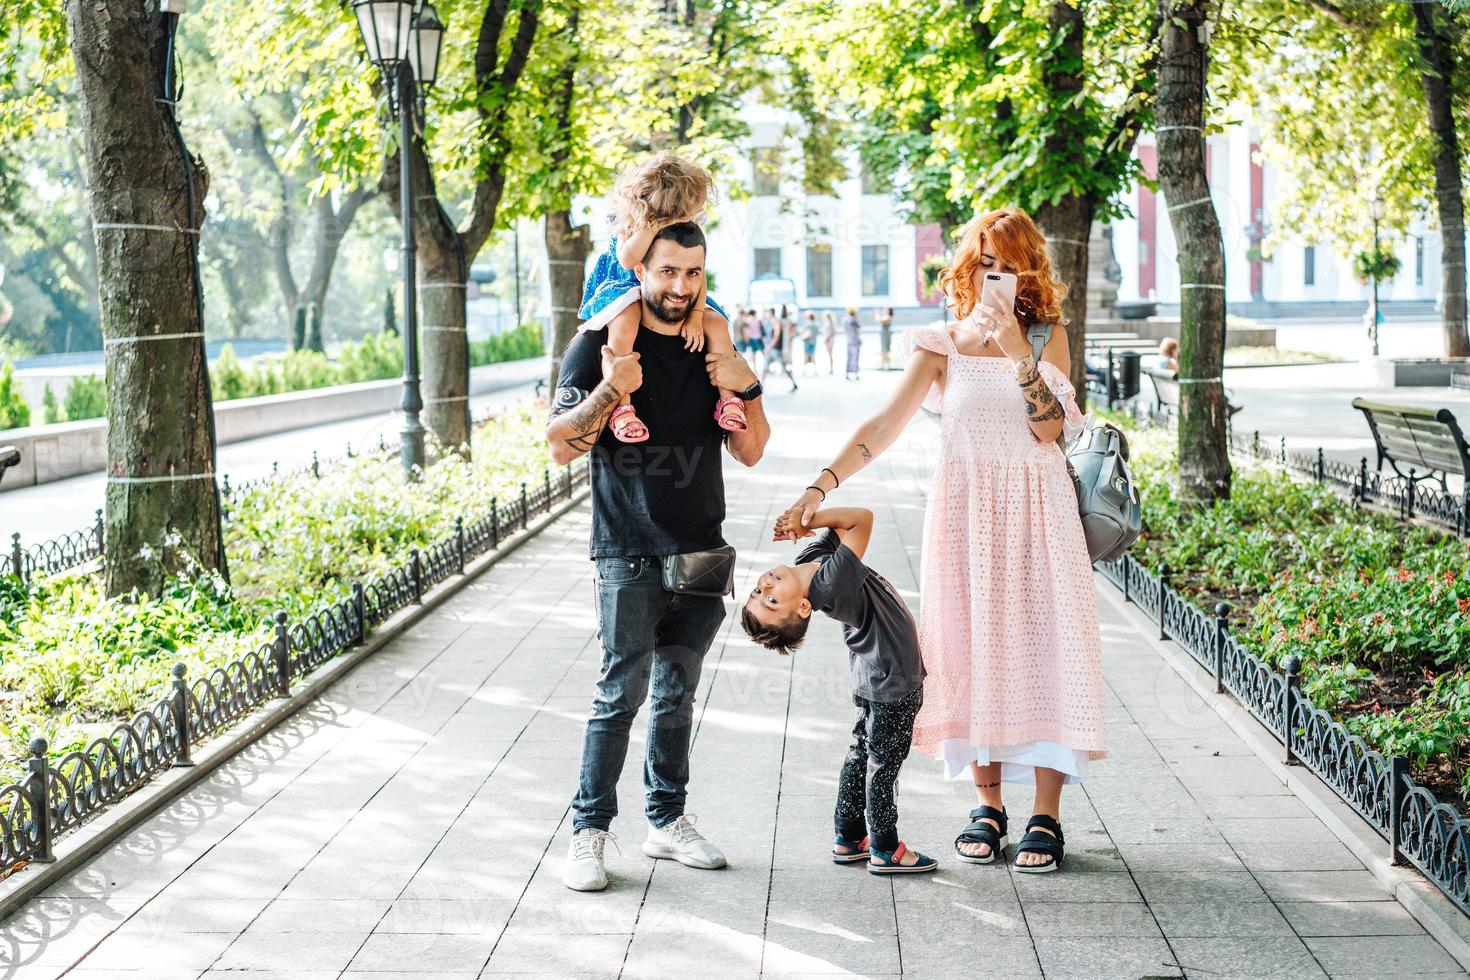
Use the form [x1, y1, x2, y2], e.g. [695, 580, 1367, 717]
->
[1369, 194, 1386, 357]
[352, 0, 443, 477]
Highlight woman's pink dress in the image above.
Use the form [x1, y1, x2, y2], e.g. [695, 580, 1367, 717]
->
[907, 326, 1107, 784]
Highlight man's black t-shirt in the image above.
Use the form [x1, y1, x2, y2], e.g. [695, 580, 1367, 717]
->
[555, 326, 726, 559]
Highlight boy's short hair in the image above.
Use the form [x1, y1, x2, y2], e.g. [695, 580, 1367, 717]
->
[740, 604, 811, 655]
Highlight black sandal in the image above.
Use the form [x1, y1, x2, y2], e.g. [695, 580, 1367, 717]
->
[953, 805, 1008, 865]
[1013, 814, 1065, 874]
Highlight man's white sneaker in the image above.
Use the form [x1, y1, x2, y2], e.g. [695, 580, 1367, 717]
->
[563, 828, 612, 891]
[642, 814, 727, 869]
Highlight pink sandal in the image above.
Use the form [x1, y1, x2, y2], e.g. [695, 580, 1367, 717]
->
[610, 405, 650, 443]
[714, 397, 747, 432]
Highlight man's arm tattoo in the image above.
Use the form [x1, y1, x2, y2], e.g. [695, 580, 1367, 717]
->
[857, 442, 873, 462]
[550, 383, 622, 452]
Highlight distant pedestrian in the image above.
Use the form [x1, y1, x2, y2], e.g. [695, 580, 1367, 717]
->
[763, 305, 799, 392]
[742, 309, 765, 372]
[878, 307, 895, 371]
[1157, 337, 1179, 374]
[843, 307, 862, 381]
[801, 312, 820, 376]
[822, 311, 838, 376]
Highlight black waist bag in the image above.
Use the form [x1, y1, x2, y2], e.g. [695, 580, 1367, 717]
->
[660, 545, 737, 597]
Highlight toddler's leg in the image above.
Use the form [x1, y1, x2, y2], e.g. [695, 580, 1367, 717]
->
[703, 311, 748, 432]
[605, 301, 648, 443]
[865, 688, 922, 853]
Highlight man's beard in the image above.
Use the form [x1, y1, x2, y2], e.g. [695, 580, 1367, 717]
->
[644, 286, 694, 324]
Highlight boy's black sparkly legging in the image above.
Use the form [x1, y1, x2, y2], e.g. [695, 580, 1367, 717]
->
[834, 686, 923, 852]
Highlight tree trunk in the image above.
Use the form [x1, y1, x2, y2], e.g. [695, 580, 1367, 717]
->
[1033, 198, 1093, 402]
[304, 302, 323, 352]
[546, 209, 593, 392]
[1156, 0, 1231, 504]
[1412, 1, 1469, 358]
[66, 0, 225, 596]
[1031, 0, 1092, 403]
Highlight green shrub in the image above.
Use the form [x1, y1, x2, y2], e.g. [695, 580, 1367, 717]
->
[0, 406, 557, 759]
[1115, 417, 1470, 801]
[42, 385, 62, 425]
[212, 344, 252, 401]
[62, 374, 106, 421]
[338, 332, 402, 382]
[470, 323, 543, 366]
[0, 363, 31, 430]
[278, 348, 341, 392]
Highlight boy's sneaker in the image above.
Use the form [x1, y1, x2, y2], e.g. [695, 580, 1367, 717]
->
[563, 828, 612, 891]
[642, 814, 727, 869]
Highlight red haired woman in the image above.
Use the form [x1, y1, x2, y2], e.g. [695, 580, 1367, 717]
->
[774, 208, 1105, 873]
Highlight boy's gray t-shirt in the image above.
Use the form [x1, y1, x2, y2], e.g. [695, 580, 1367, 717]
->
[798, 530, 926, 703]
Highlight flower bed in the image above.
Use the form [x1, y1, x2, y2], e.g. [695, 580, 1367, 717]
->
[1117, 421, 1470, 812]
[0, 404, 556, 763]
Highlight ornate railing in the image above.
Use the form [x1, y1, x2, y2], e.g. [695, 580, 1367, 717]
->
[0, 456, 589, 881]
[1098, 548, 1470, 917]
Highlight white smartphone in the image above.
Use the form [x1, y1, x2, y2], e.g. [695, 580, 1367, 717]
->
[978, 271, 1018, 320]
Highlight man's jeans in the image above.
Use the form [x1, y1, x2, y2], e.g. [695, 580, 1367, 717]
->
[571, 556, 726, 832]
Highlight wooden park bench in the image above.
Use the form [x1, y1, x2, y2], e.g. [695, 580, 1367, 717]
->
[1351, 398, 1470, 496]
[1145, 368, 1242, 419]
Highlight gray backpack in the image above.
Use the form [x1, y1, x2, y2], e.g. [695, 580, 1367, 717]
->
[1028, 324, 1142, 564]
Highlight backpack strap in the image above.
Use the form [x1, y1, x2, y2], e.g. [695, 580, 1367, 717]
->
[1027, 321, 1054, 363]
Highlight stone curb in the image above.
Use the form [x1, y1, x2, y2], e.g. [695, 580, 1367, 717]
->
[0, 487, 590, 923]
[1096, 580, 1470, 973]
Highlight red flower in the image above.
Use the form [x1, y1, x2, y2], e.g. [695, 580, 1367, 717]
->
[1444, 571, 1457, 585]
[1397, 566, 1412, 582]
[1458, 597, 1470, 617]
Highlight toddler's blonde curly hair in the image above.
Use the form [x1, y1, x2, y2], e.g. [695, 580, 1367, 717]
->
[609, 152, 715, 237]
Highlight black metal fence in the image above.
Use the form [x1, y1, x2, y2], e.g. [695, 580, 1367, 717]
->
[0, 457, 588, 878]
[1100, 409, 1470, 917]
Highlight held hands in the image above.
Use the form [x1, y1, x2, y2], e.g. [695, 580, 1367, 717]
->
[772, 489, 824, 542]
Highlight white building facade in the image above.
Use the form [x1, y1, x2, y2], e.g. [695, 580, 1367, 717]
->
[574, 101, 1446, 321]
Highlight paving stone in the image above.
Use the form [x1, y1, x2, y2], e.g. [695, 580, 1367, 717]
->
[893, 897, 1027, 938]
[480, 931, 628, 977]
[1171, 937, 1327, 977]
[1134, 871, 1269, 905]
[347, 932, 498, 972]
[1114, 841, 1245, 873]
[1149, 900, 1295, 938]
[246, 898, 393, 933]
[1230, 838, 1367, 872]
[899, 934, 1041, 977]
[1032, 937, 1182, 979]
[77, 930, 235, 972]
[1304, 934, 1467, 975]
[1277, 900, 1425, 937]
[620, 929, 763, 977]
[1020, 901, 1161, 938]
[1009, 870, 1144, 903]
[1255, 870, 1392, 903]
[209, 928, 371, 972]
[763, 923, 902, 974]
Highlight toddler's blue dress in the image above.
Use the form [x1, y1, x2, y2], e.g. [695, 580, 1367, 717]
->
[577, 234, 729, 333]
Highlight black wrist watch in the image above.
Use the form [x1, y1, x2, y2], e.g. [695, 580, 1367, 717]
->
[738, 380, 763, 401]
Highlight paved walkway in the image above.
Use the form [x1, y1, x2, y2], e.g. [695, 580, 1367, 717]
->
[1, 373, 1465, 978]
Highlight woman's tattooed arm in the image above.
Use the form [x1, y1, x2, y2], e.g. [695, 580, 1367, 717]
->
[1022, 376, 1064, 425]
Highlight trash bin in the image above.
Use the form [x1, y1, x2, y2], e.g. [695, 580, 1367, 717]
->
[1115, 350, 1142, 401]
